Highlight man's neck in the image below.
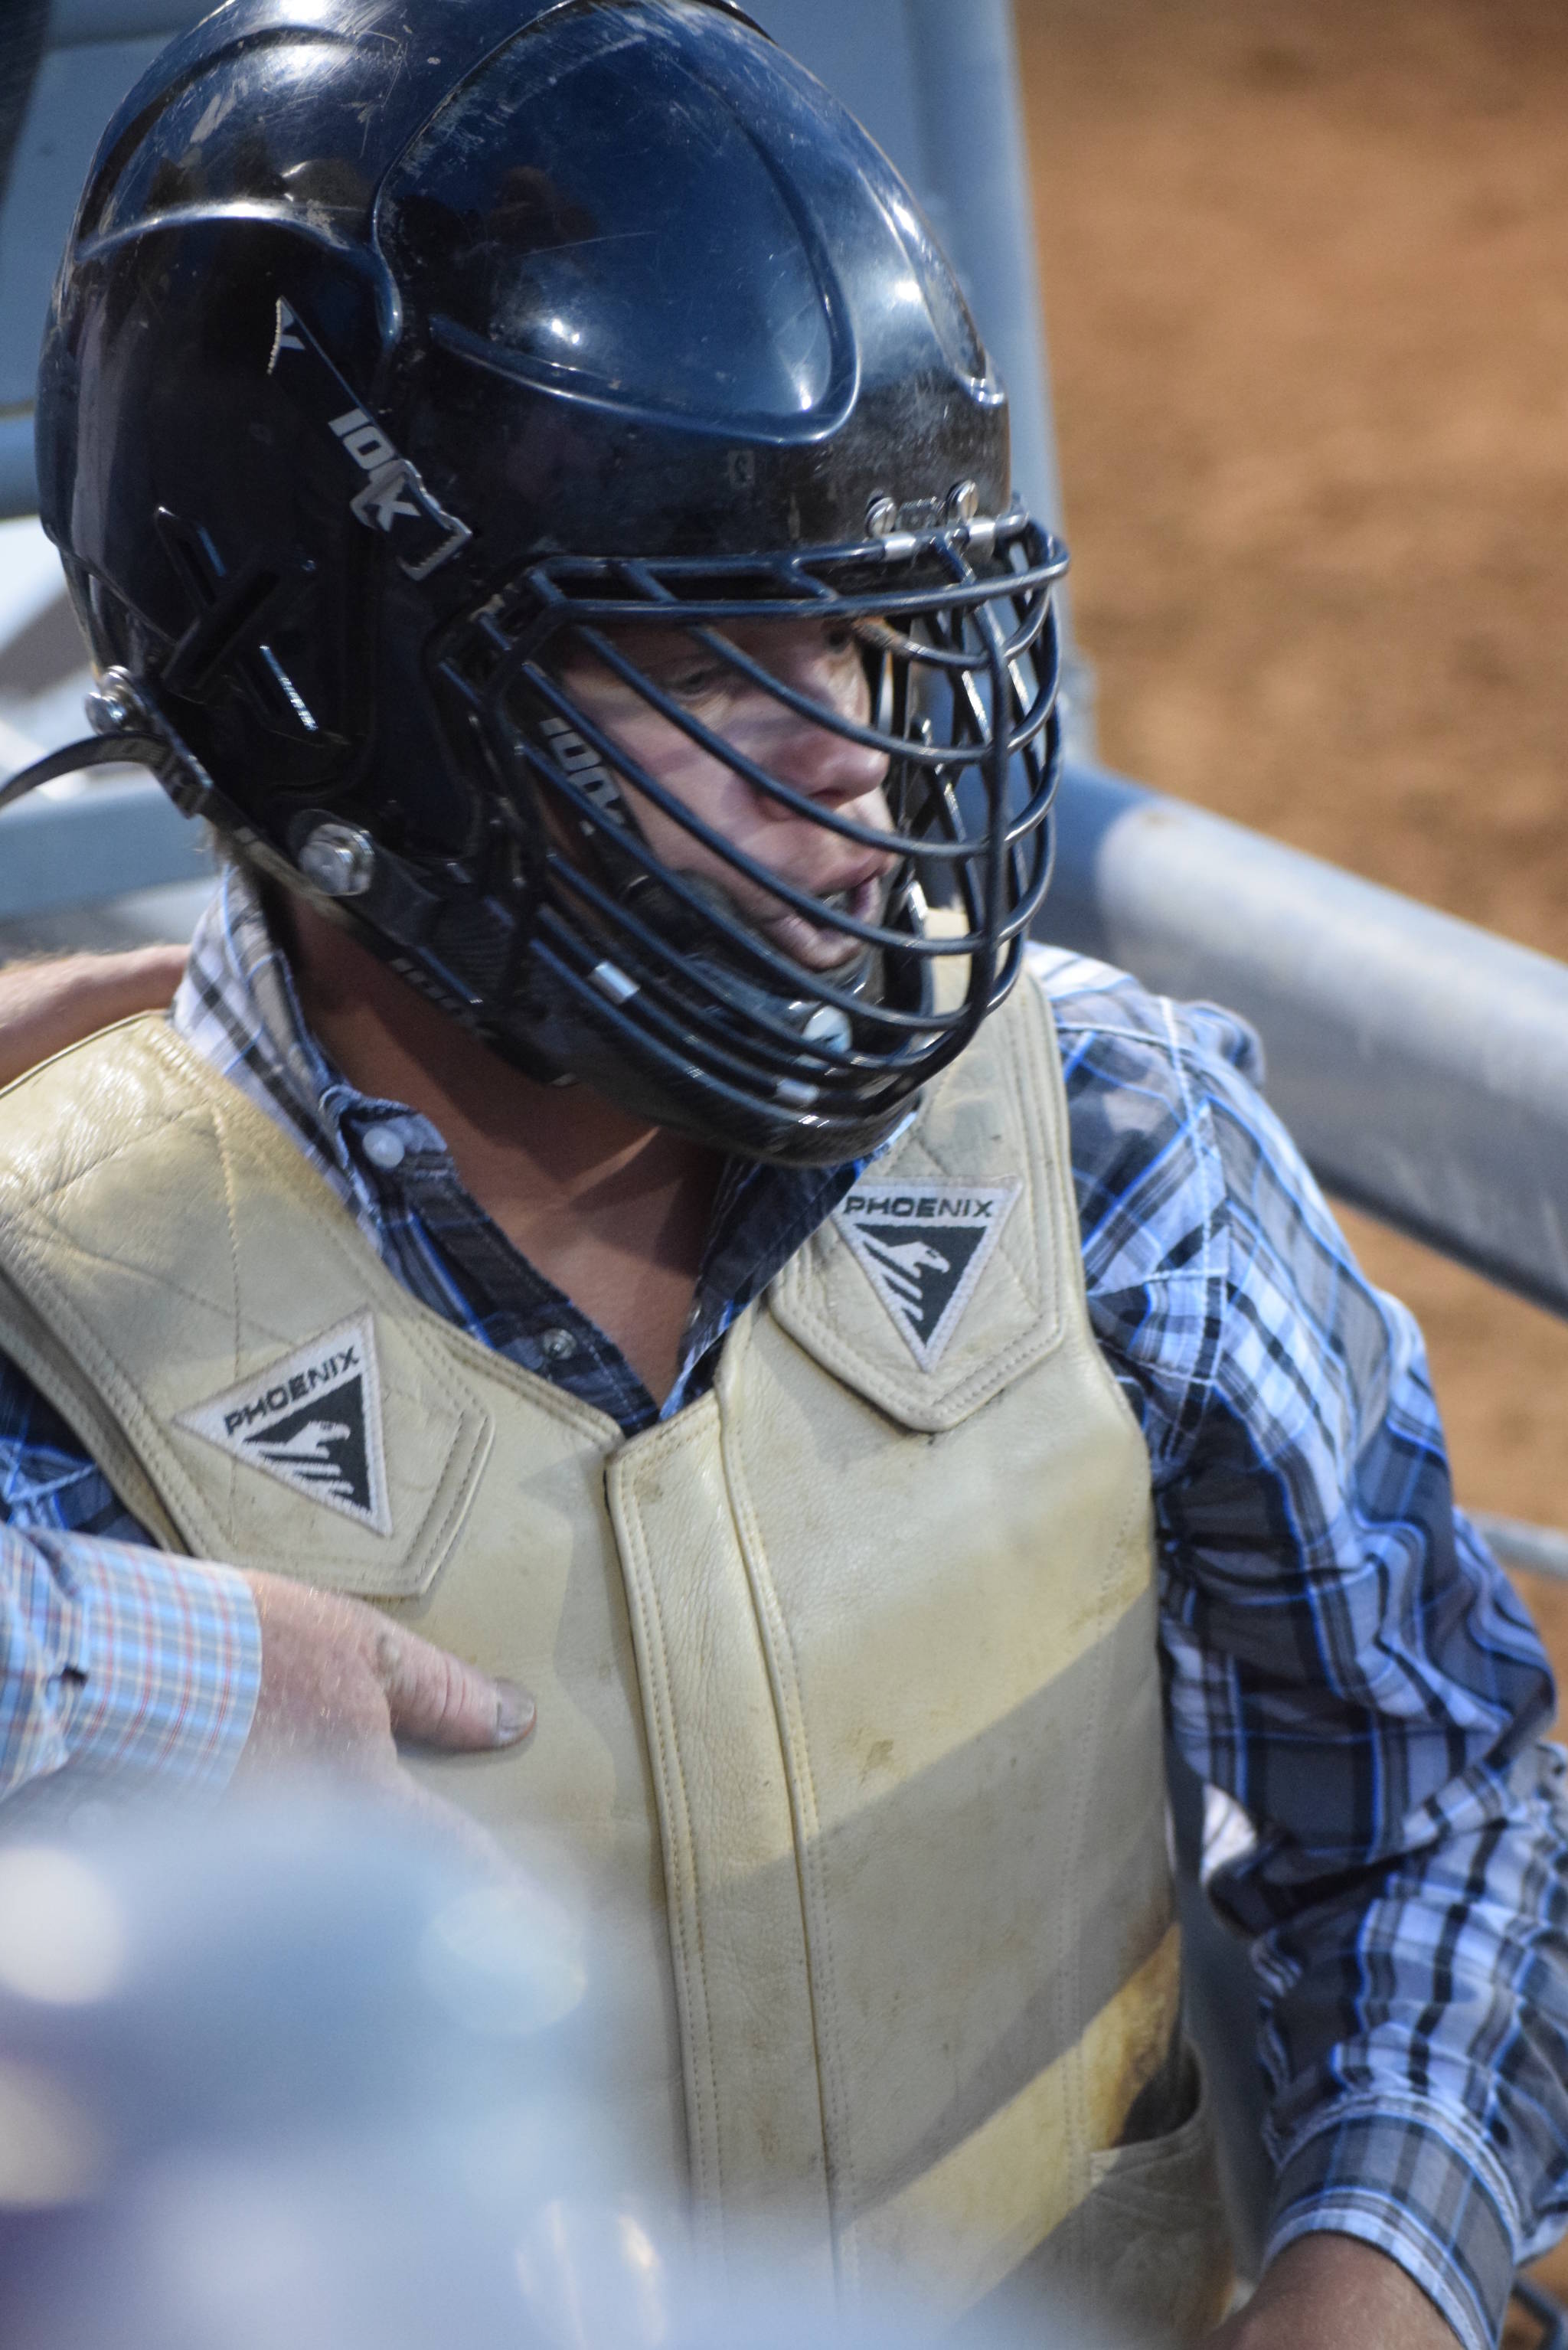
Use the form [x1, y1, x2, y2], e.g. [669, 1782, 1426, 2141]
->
[282, 896, 722, 1404]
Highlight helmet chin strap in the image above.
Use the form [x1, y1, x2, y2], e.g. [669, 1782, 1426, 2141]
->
[0, 668, 210, 817]
[0, 729, 169, 815]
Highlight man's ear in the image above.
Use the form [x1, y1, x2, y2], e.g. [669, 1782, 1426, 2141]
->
[0, 945, 187, 1089]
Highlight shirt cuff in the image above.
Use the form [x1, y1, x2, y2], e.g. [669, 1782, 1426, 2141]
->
[1267, 2103, 1521, 2350]
[47, 1534, 261, 1793]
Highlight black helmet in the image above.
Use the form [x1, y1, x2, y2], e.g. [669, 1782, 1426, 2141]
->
[28, 0, 1066, 1165]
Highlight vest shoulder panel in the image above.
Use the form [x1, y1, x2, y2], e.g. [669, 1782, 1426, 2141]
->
[772, 949, 1076, 1431]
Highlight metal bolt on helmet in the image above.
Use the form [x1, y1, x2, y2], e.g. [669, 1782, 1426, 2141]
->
[21, 0, 1068, 1165]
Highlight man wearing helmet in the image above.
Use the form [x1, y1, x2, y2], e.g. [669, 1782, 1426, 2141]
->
[0, 4, 1563, 2346]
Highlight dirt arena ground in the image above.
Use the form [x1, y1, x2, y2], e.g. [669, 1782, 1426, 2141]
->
[1018, 0, 1568, 1625]
[1014, 2, 1568, 2313]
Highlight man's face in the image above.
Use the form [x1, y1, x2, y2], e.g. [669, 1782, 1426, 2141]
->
[557, 618, 897, 972]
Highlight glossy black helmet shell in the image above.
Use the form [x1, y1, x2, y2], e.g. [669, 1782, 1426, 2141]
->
[35, 0, 1064, 1164]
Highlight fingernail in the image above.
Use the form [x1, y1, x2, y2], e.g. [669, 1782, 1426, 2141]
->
[494, 1680, 535, 1744]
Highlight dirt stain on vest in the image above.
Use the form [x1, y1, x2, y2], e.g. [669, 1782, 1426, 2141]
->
[1090, 1921, 1188, 2148]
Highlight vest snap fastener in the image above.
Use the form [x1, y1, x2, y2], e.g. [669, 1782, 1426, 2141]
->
[362, 1124, 406, 1170]
[539, 1326, 577, 1361]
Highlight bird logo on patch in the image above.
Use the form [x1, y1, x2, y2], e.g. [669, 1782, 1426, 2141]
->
[175, 1312, 392, 1535]
[836, 1180, 1021, 1370]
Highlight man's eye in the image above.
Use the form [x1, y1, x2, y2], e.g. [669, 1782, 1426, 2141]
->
[667, 665, 725, 701]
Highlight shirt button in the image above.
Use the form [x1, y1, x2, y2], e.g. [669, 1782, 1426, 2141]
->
[362, 1124, 407, 1171]
[539, 1327, 577, 1362]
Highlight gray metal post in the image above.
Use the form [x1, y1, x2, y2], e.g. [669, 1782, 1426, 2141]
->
[900, 3, 1066, 587]
[901, 2, 1093, 753]
[743, 1, 1095, 753]
[0, 776, 205, 921]
[0, 2, 198, 517]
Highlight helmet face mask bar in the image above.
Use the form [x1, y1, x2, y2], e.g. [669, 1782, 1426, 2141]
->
[433, 511, 1065, 1163]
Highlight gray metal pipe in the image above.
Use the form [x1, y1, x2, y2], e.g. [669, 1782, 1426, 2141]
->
[0, 775, 207, 920]
[902, 0, 1066, 568]
[46, 2, 194, 46]
[900, 0, 1093, 754]
[1048, 763, 1568, 1318]
[1472, 1515, 1568, 1584]
[0, 418, 36, 522]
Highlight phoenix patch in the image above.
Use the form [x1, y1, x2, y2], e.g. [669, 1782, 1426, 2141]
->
[175, 1312, 392, 1535]
[836, 1179, 1022, 1371]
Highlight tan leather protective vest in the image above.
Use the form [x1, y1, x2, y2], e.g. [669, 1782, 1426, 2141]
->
[0, 981, 1228, 2335]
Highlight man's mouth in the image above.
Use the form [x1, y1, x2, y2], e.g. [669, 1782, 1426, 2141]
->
[753, 872, 889, 970]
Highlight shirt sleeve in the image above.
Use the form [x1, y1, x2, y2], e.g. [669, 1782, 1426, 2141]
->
[0, 1518, 260, 1800]
[1037, 945, 1568, 2350]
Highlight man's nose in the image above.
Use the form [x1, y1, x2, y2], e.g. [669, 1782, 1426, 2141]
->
[761, 655, 890, 811]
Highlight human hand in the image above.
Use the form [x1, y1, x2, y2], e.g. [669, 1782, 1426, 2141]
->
[233, 1570, 534, 1845]
[0, 944, 188, 1087]
[1209, 2235, 1459, 2349]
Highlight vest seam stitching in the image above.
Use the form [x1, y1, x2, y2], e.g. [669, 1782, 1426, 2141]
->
[612, 1418, 726, 2236]
[0, 1123, 266, 1326]
[0, 1100, 212, 1224]
[720, 1369, 857, 2290]
[1014, 958, 1073, 1335]
[1065, 1477, 1153, 2309]
[130, 1022, 616, 1450]
[212, 1089, 247, 1535]
[769, 1286, 1054, 1431]
[393, 1396, 492, 1598]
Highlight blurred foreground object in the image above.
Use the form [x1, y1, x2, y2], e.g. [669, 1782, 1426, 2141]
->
[0, 1798, 593, 2348]
[0, 1796, 1113, 2350]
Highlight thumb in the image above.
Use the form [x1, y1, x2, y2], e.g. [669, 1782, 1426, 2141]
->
[373, 1624, 534, 1751]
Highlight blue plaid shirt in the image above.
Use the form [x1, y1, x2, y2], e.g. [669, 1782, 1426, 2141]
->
[2, 864, 1564, 2348]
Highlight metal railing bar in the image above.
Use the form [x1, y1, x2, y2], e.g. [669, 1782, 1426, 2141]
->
[1472, 1516, 1568, 1586]
[1047, 762, 1568, 1323]
[0, 773, 207, 921]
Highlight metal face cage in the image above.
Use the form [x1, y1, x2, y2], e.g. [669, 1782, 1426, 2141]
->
[434, 509, 1067, 1158]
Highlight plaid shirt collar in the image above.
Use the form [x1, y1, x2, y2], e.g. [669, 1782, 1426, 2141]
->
[170, 864, 868, 1432]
